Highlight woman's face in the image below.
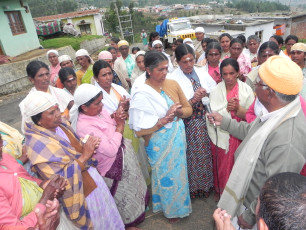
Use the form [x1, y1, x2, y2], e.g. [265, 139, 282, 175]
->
[96, 67, 113, 91]
[153, 44, 163, 53]
[109, 49, 117, 61]
[119, 45, 129, 57]
[147, 60, 168, 83]
[110, 41, 118, 49]
[220, 36, 231, 52]
[230, 42, 243, 59]
[247, 39, 260, 54]
[291, 50, 305, 66]
[30, 67, 50, 92]
[81, 94, 103, 117]
[207, 48, 221, 66]
[202, 42, 208, 52]
[136, 55, 145, 71]
[63, 75, 77, 92]
[178, 53, 195, 74]
[258, 48, 276, 65]
[48, 53, 59, 66]
[285, 39, 297, 53]
[39, 104, 61, 131]
[76, 56, 90, 68]
[221, 64, 238, 88]
[60, 60, 73, 68]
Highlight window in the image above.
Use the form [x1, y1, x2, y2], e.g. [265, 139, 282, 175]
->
[255, 30, 263, 41]
[79, 24, 91, 34]
[5, 11, 26, 35]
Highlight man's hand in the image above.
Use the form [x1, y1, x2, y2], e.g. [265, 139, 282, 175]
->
[238, 214, 253, 229]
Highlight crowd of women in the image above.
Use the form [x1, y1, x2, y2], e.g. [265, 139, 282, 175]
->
[0, 30, 305, 230]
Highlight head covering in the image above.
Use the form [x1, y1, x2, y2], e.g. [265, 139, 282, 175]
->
[117, 40, 129, 48]
[135, 50, 146, 59]
[186, 43, 195, 50]
[75, 49, 94, 64]
[152, 40, 163, 47]
[291, 43, 306, 52]
[46, 50, 59, 58]
[98, 51, 113, 60]
[195, 27, 205, 33]
[259, 56, 303, 95]
[69, 84, 102, 130]
[183, 38, 192, 44]
[23, 91, 57, 124]
[58, 55, 72, 64]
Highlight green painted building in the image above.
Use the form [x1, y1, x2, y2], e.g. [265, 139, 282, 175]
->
[0, 0, 40, 56]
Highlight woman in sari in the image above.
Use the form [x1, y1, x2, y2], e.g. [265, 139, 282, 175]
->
[46, 50, 61, 87]
[207, 58, 254, 198]
[19, 61, 73, 133]
[0, 133, 66, 230]
[131, 51, 146, 85]
[93, 60, 151, 185]
[70, 84, 148, 229]
[169, 44, 216, 198]
[23, 91, 124, 230]
[98, 50, 128, 90]
[129, 51, 193, 223]
[75, 49, 94, 85]
[202, 42, 222, 84]
[219, 33, 232, 59]
[229, 38, 252, 81]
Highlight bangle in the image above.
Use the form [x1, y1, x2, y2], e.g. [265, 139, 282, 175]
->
[157, 118, 165, 127]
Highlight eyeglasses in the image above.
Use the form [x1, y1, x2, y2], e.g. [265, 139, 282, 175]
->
[254, 76, 269, 88]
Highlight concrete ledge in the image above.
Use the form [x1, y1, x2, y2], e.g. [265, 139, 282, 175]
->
[0, 46, 75, 96]
[80, 37, 106, 54]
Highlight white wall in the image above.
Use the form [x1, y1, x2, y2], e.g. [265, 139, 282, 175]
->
[94, 14, 103, 35]
[245, 22, 274, 43]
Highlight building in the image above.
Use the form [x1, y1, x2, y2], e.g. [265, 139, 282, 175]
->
[34, 9, 104, 36]
[0, 0, 40, 56]
[192, 17, 274, 42]
[253, 13, 306, 39]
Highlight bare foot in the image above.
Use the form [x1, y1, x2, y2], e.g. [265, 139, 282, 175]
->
[168, 218, 180, 223]
[126, 227, 141, 230]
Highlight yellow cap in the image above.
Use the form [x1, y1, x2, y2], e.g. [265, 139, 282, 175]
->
[259, 56, 303, 95]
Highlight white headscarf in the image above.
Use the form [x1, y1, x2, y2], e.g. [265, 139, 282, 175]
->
[135, 50, 145, 59]
[75, 49, 94, 64]
[58, 55, 72, 64]
[152, 40, 163, 48]
[69, 84, 102, 130]
[46, 50, 59, 58]
[23, 91, 57, 124]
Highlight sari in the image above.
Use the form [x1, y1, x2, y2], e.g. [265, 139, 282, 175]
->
[76, 65, 94, 85]
[95, 82, 151, 185]
[25, 122, 124, 230]
[76, 109, 148, 227]
[207, 80, 254, 195]
[124, 54, 135, 78]
[145, 91, 192, 218]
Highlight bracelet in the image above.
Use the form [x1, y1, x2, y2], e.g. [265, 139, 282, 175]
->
[157, 119, 165, 127]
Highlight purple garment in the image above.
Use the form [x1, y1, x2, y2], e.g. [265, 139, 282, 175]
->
[86, 167, 124, 230]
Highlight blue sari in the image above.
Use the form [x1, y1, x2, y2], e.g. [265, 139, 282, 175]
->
[145, 91, 192, 218]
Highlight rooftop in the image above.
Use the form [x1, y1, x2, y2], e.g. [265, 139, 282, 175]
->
[34, 9, 100, 22]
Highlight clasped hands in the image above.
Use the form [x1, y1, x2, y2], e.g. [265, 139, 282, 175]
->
[190, 87, 207, 104]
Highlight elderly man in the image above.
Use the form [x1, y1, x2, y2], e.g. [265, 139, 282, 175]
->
[113, 40, 135, 89]
[152, 40, 174, 73]
[193, 27, 205, 56]
[207, 56, 306, 229]
[213, 172, 306, 230]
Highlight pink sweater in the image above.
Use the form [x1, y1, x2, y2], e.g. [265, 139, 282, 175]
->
[77, 109, 122, 176]
[0, 154, 42, 228]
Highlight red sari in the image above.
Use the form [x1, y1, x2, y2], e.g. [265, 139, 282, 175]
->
[211, 83, 242, 195]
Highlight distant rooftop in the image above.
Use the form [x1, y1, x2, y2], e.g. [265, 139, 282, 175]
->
[34, 9, 100, 22]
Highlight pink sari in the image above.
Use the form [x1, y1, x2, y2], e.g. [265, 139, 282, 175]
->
[211, 83, 242, 195]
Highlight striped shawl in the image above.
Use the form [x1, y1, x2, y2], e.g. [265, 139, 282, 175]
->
[25, 122, 95, 230]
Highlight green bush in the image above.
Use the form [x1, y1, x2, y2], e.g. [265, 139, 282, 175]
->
[40, 35, 102, 50]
